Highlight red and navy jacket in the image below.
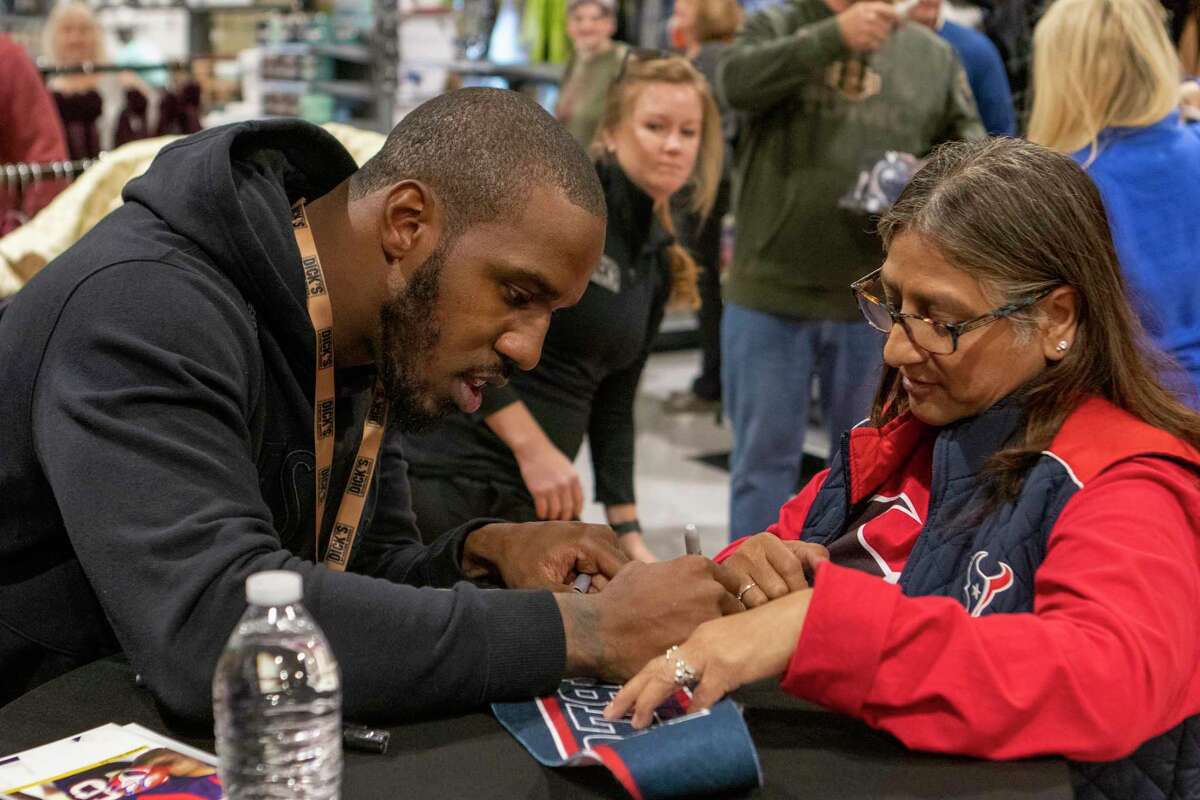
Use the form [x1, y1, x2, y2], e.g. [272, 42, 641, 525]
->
[722, 396, 1200, 800]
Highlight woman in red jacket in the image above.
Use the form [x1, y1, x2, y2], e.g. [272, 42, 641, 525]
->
[606, 137, 1200, 793]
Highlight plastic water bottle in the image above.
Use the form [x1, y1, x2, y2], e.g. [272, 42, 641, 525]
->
[213, 571, 342, 799]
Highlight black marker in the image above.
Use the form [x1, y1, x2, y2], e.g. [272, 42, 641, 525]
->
[343, 724, 389, 754]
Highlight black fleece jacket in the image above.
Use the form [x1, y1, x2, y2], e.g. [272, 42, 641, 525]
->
[0, 120, 564, 721]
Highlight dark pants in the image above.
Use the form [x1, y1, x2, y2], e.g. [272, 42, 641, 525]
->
[683, 180, 731, 402]
[408, 473, 537, 545]
[693, 210, 724, 401]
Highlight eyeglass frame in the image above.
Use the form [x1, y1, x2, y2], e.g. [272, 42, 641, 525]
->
[849, 267, 1056, 355]
[613, 47, 674, 83]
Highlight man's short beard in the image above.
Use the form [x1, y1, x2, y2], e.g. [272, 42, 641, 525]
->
[376, 244, 453, 432]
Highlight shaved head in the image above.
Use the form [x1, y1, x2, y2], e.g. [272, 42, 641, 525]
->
[350, 88, 606, 243]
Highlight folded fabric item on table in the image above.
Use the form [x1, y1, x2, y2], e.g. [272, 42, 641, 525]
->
[492, 678, 762, 800]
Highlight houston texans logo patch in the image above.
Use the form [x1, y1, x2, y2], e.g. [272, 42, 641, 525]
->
[962, 550, 1014, 617]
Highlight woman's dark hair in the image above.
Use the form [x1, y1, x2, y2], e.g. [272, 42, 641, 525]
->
[875, 137, 1200, 499]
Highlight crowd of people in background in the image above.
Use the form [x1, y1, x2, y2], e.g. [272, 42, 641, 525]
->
[545, 0, 1200, 544]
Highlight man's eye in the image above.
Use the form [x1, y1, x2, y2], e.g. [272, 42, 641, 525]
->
[505, 285, 532, 307]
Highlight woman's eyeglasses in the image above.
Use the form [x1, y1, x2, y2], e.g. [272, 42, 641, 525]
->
[614, 47, 674, 83]
[849, 267, 1054, 355]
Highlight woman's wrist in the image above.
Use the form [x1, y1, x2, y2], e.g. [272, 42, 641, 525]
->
[611, 519, 641, 536]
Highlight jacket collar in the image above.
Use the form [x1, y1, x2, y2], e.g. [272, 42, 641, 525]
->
[845, 398, 1024, 505]
[596, 158, 663, 262]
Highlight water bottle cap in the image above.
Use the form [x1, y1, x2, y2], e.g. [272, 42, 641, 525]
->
[245, 571, 302, 606]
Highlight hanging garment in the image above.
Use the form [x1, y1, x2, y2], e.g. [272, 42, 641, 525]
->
[53, 90, 103, 161]
[155, 81, 202, 137]
[615, 0, 638, 44]
[637, 0, 670, 48]
[522, 0, 569, 63]
[114, 88, 150, 147]
[179, 82, 202, 134]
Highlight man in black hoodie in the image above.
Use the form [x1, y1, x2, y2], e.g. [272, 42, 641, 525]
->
[0, 89, 742, 720]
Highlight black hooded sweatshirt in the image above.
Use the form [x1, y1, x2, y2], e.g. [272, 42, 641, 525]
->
[0, 120, 565, 720]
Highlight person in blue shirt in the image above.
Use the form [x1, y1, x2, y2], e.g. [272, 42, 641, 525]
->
[1030, 0, 1200, 408]
[908, 0, 1018, 136]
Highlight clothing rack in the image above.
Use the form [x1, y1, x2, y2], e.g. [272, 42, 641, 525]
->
[0, 157, 95, 235]
[1, 158, 97, 186]
[38, 60, 191, 77]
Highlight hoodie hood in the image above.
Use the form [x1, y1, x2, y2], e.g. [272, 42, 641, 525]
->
[122, 119, 359, 373]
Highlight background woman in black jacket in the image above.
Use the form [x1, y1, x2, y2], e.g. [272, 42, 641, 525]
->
[403, 56, 723, 561]
[665, 0, 742, 413]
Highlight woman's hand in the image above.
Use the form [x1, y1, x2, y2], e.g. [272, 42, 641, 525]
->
[721, 532, 829, 608]
[514, 440, 585, 521]
[604, 589, 815, 728]
[486, 401, 584, 521]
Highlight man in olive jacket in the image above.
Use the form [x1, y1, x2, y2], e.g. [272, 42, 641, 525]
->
[717, 0, 985, 537]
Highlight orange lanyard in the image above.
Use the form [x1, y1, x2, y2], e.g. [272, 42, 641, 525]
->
[291, 200, 389, 571]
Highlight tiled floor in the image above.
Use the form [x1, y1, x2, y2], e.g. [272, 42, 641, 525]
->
[574, 349, 831, 559]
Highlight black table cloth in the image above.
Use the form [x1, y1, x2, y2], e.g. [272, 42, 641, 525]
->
[0, 657, 1073, 799]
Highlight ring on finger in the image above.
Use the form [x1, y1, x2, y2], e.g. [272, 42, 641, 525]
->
[735, 581, 759, 603]
[666, 645, 698, 687]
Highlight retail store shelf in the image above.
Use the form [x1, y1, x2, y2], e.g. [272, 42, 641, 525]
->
[186, 2, 294, 12]
[445, 59, 563, 85]
[312, 43, 371, 64]
[312, 80, 373, 100]
[260, 79, 373, 101]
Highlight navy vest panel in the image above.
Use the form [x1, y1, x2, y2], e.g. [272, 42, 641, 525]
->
[800, 401, 1198, 800]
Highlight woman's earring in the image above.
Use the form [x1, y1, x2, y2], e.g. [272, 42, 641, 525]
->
[1055, 340, 1070, 353]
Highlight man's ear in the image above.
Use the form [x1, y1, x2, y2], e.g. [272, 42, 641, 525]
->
[379, 180, 442, 279]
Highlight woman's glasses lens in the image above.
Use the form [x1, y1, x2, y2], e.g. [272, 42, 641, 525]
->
[855, 284, 957, 355]
[858, 294, 892, 333]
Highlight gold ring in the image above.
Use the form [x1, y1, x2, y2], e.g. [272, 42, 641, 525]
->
[735, 581, 758, 603]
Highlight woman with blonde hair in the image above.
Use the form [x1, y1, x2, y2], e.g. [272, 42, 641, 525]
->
[1029, 0, 1200, 407]
[404, 56, 722, 562]
[42, 1, 117, 160]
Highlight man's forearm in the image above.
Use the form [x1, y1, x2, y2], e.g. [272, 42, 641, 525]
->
[554, 591, 604, 677]
[719, 17, 848, 112]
